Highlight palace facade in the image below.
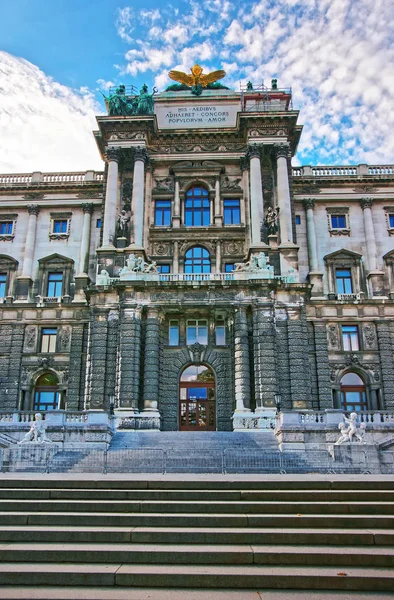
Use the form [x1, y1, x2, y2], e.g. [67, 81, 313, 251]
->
[0, 80, 393, 433]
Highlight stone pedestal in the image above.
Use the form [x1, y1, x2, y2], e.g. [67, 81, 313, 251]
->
[268, 234, 278, 250]
[15, 276, 33, 301]
[117, 237, 127, 249]
[308, 271, 324, 297]
[367, 270, 386, 297]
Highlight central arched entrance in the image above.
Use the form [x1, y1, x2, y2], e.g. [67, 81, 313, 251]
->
[179, 365, 215, 431]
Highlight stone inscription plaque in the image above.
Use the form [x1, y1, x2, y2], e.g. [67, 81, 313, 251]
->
[155, 101, 240, 129]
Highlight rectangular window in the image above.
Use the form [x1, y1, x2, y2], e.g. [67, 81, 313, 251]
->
[158, 264, 171, 274]
[389, 214, 394, 228]
[0, 222, 13, 235]
[225, 263, 235, 273]
[47, 273, 63, 297]
[215, 320, 226, 345]
[342, 325, 359, 351]
[96, 218, 102, 229]
[295, 215, 301, 225]
[186, 319, 208, 345]
[41, 328, 57, 353]
[331, 215, 347, 229]
[0, 273, 6, 298]
[155, 200, 172, 226]
[53, 220, 68, 234]
[336, 269, 353, 294]
[169, 320, 179, 346]
[223, 199, 241, 225]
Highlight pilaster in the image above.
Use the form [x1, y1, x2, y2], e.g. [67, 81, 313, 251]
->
[67, 324, 85, 410]
[118, 307, 142, 413]
[252, 305, 277, 409]
[313, 323, 333, 409]
[142, 309, 161, 424]
[377, 322, 394, 409]
[287, 308, 312, 409]
[233, 306, 251, 412]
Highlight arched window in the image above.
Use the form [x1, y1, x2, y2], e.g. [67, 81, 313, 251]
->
[184, 247, 211, 274]
[33, 372, 60, 411]
[340, 372, 367, 412]
[185, 187, 210, 226]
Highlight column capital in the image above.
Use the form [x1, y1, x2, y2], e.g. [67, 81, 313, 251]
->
[81, 202, 94, 214]
[360, 197, 373, 210]
[302, 198, 316, 210]
[246, 143, 262, 160]
[27, 204, 40, 216]
[274, 143, 291, 159]
[133, 146, 149, 163]
[105, 147, 122, 163]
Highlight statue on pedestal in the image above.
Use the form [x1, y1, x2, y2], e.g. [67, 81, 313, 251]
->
[18, 413, 52, 444]
[264, 206, 280, 235]
[96, 269, 111, 285]
[117, 210, 130, 238]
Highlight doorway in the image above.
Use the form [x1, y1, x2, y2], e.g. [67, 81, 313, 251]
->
[179, 364, 215, 431]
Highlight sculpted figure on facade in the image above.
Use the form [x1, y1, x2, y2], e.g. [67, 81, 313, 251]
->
[96, 269, 111, 285]
[117, 210, 130, 238]
[334, 413, 367, 445]
[18, 413, 52, 444]
[264, 206, 280, 235]
[235, 252, 274, 277]
[120, 254, 158, 277]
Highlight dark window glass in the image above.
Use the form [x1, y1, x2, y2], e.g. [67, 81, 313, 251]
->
[224, 264, 235, 273]
[96, 218, 102, 228]
[342, 325, 359, 351]
[34, 373, 59, 411]
[158, 264, 171, 274]
[295, 215, 301, 225]
[53, 220, 68, 233]
[331, 215, 346, 228]
[185, 187, 210, 226]
[336, 269, 353, 294]
[184, 247, 211, 273]
[223, 199, 240, 225]
[41, 328, 57, 353]
[47, 273, 63, 297]
[215, 320, 226, 345]
[340, 372, 367, 411]
[0, 273, 6, 298]
[155, 201, 172, 226]
[389, 214, 394, 228]
[169, 320, 179, 346]
[0, 222, 13, 235]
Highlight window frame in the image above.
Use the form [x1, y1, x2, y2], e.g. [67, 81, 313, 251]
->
[341, 324, 360, 352]
[157, 264, 171, 274]
[326, 207, 350, 236]
[184, 247, 211, 274]
[49, 213, 71, 240]
[186, 319, 208, 345]
[0, 214, 17, 241]
[215, 319, 226, 346]
[46, 272, 63, 298]
[336, 268, 353, 295]
[223, 199, 241, 225]
[184, 187, 210, 227]
[40, 328, 57, 353]
[0, 273, 7, 299]
[384, 206, 394, 236]
[168, 320, 179, 346]
[154, 200, 172, 227]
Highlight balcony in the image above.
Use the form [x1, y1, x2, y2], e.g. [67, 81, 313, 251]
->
[292, 165, 394, 178]
[0, 171, 104, 188]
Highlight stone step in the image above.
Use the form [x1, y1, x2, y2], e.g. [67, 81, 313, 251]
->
[0, 543, 392, 568]
[0, 477, 393, 490]
[0, 511, 393, 529]
[0, 499, 392, 515]
[0, 525, 391, 545]
[1, 487, 394, 502]
[0, 563, 392, 591]
[0, 588, 392, 600]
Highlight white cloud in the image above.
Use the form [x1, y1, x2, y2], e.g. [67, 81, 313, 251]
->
[116, 7, 134, 43]
[96, 79, 115, 91]
[0, 52, 103, 173]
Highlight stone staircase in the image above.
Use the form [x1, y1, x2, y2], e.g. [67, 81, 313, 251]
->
[0, 476, 392, 598]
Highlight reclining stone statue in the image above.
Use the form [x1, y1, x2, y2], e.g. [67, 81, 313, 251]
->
[18, 413, 52, 444]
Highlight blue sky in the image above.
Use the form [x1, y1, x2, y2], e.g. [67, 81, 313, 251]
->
[0, 0, 393, 172]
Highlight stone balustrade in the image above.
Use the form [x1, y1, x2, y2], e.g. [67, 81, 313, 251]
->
[109, 272, 295, 284]
[0, 410, 112, 448]
[0, 171, 104, 187]
[292, 165, 394, 178]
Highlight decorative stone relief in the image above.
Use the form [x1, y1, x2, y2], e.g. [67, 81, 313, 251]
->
[108, 310, 119, 322]
[327, 324, 339, 349]
[24, 326, 37, 352]
[188, 342, 206, 362]
[221, 176, 242, 191]
[153, 177, 174, 192]
[38, 356, 53, 369]
[224, 241, 243, 256]
[60, 327, 71, 351]
[153, 242, 171, 256]
[363, 323, 377, 349]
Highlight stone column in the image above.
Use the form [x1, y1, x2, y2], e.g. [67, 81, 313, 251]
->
[252, 305, 277, 410]
[89, 310, 109, 410]
[214, 177, 223, 226]
[360, 198, 384, 296]
[173, 179, 181, 227]
[233, 307, 251, 412]
[313, 324, 333, 409]
[22, 204, 40, 278]
[102, 148, 120, 248]
[377, 322, 394, 409]
[131, 147, 148, 248]
[215, 241, 221, 273]
[142, 309, 161, 419]
[275, 144, 293, 244]
[77, 203, 94, 275]
[118, 307, 142, 413]
[303, 198, 323, 296]
[173, 241, 179, 274]
[287, 308, 312, 409]
[247, 144, 264, 246]
[67, 324, 85, 410]
[360, 198, 377, 271]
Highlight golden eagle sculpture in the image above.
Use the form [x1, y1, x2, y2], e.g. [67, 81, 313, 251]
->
[168, 64, 226, 95]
